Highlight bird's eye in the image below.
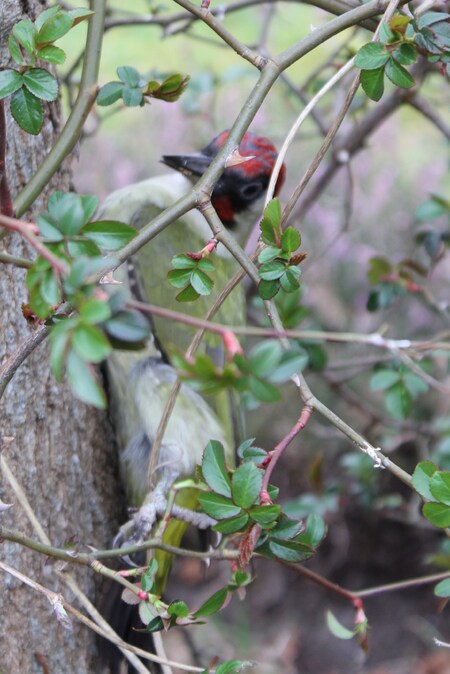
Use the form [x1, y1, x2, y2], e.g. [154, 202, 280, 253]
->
[240, 182, 263, 200]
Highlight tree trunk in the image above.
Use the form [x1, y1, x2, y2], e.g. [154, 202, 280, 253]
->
[0, 3, 121, 672]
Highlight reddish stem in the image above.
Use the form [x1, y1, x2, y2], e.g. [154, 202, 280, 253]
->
[261, 404, 313, 496]
[0, 101, 13, 217]
[0, 213, 68, 276]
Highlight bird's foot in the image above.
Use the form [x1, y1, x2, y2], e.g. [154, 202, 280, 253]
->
[113, 501, 158, 558]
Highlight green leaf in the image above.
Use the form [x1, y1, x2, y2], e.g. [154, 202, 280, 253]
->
[167, 268, 193, 288]
[67, 239, 101, 258]
[117, 65, 142, 86]
[367, 256, 392, 284]
[37, 45, 66, 64]
[249, 340, 282, 377]
[416, 196, 449, 221]
[66, 349, 106, 408]
[23, 68, 58, 101]
[258, 246, 281, 264]
[0, 70, 23, 100]
[259, 260, 286, 281]
[176, 285, 200, 302]
[434, 579, 450, 597]
[82, 220, 137, 250]
[402, 372, 428, 397]
[385, 58, 415, 88]
[412, 461, 438, 500]
[249, 504, 281, 526]
[268, 347, 308, 383]
[37, 11, 73, 44]
[48, 192, 86, 235]
[355, 43, 390, 69]
[34, 5, 61, 32]
[326, 611, 355, 640]
[72, 323, 112, 363]
[8, 35, 23, 65]
[360, 66, 385, 101]
[167, 600, 189, 618]
[97, 81, 124, 106]
[297, 514, 326, 548]
[370, 369, 400, 390]
[418, 11, 450, 29]
[202, 440, 232, 497]
[281, 227, 301, 253]
[171, 254, 198, 270]
[79, 298, 111, 324]
[270, 517, 303, 540]
[199, 492, 242, 520]
[260, 198, 281, 245]
[430, 472, 450, 506]
[145, 616, 164, 633]
[79, 194, 99, 222]
[231, 462, 263, 509]
[104, 309, 150, 343]
[394, 43, 417, 65]
[68, 8, 95, 26]
[422, 502, 450, 528]
[10, 88, 43, 135]
[248, 376, 280, 403]
[213, 512, 249, 534]
[122, 85, 144, 107]
[268, 538, 313, 562]
[197, 258, 215, 272]
[194, 587, 228, 617]
[190, 269, 213, 296]
[40, 269, 61, 305]
[385, 382, 411, 419]
[50, 324, 71, 380]
[280, 266, 301, 293]
[258, 279, 280, 300]
[12, 19, 36, 54]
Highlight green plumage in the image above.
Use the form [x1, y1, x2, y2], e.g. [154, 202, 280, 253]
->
[99, 171, 251, 593]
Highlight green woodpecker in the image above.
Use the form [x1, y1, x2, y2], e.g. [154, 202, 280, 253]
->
[101, 131, 285, 595]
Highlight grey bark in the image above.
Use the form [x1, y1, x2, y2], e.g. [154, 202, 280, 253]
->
[0, 2, 122, 672]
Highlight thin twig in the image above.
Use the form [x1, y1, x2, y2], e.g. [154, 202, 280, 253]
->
[0, 213, 68, 275]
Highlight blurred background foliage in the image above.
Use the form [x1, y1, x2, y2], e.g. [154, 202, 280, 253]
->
[60, 1, 450, 672]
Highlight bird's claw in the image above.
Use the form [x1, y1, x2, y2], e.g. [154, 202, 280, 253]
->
[113, 501, 158, 563]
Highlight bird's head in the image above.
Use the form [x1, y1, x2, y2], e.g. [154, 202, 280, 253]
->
[161, 130, 285, 231]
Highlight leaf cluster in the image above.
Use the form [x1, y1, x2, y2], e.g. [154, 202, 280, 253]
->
[258, 199, 304, 300]
[97, 66, 190, 108]
[1, 5, 93, 134]
[172, 339, 308, 409]
[355, 11, 450, 101]
[366, 255, 426, 311]
[413, 461, 450, 529]
[198, 441, 326, 563]
[25, 191, 150, 407]
[167, 253, 215, 302]
[121, 556, 253, 673]
[370, 364, 429, 420]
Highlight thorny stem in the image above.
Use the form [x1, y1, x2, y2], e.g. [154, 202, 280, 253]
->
[261, 405, 313, 497]
[126, 299, 450, 353]
[0, 525, 239, 564]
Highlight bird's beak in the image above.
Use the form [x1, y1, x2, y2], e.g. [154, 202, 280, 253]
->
[160, 152, 212, 180]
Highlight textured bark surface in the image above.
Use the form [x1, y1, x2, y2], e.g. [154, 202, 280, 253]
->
[0, 2, 122, 672]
